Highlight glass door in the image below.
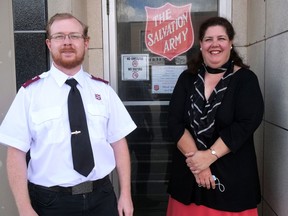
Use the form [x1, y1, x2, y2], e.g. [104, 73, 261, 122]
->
[104, 1, 228, 215]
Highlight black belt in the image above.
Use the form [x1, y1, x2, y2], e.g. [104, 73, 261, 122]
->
[28, 175, 109, 195]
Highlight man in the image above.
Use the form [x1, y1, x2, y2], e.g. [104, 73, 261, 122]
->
[0, 13, 136, 216]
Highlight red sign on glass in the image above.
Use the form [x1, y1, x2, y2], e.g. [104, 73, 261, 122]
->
[145, 3, 194, 61]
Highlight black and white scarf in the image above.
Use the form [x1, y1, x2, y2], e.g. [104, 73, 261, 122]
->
[188, 60, 234, 149]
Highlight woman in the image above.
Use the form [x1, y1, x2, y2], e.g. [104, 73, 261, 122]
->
[166, 17, 264, 216]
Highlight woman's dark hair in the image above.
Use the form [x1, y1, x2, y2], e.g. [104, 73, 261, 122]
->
[187, 16, 249, 73]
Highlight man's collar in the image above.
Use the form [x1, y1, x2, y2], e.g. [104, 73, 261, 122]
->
[50, 63, 85, 87]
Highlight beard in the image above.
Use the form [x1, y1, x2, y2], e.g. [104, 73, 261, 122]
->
[51, 48, 85, 69]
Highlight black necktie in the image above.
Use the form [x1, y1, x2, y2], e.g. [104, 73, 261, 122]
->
[66, 78, 94, 176]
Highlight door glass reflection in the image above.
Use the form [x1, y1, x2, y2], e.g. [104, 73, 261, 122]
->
[116, 1, 218, 215]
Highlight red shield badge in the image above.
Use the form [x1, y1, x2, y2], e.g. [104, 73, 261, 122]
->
[145, 3, 194, 61]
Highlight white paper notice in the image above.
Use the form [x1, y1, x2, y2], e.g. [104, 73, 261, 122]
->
[121, 54, 149, 81]
[152, 65, 187, 94]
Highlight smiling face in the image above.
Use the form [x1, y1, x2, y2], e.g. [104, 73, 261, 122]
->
[200, 25, 233, 68]
[46, 18, 89, 75]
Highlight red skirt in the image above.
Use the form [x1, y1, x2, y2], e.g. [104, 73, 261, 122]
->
[166, 196, 258, 216]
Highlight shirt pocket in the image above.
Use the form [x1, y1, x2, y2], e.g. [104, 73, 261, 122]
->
[87, 104, 108, 118]
[86, 104, 108, 138]
[30, 106, 65, 142]
[31, 106, 62, 124]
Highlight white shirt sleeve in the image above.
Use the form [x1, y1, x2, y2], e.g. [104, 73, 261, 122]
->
[0, 87, 32, 152]
[106, 86, 136, 143]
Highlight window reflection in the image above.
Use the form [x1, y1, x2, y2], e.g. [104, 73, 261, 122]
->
[117, 0, 217, 22]
[116, 1, 218, 214]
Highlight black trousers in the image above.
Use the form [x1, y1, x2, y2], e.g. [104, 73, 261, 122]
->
[28, 178, 118, 216]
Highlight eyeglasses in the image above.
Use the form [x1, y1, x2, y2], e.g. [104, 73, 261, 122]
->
[49, 33, 85, 41]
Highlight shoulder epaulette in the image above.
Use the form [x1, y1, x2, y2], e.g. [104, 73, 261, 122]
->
[91, 75, 109, 84]
[22, 76, 41, 88]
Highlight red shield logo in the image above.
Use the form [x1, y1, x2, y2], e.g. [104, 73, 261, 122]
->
[154, 85, 159, 91]
[145, 3, 194, 61]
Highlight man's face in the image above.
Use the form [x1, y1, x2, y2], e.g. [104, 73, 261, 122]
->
[46, 18, 89, 72]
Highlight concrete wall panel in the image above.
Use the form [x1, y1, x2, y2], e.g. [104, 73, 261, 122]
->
[265, 33, 288, 128]
[264, 123, 288, 215]
[266, 0, 288, 38]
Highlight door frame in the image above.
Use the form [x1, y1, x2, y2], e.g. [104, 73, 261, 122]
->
[103, 0, 232, 92]
[101, 0, 232, 195]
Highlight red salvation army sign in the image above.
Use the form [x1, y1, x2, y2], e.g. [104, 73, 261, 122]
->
[145, 3, 194, 61]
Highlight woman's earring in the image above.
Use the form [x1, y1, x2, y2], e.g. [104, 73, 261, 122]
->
[200, 47, 202, 51]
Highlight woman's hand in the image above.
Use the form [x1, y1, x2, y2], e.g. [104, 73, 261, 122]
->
[185, 150, 216, 174]
[194, 168, 216, 190]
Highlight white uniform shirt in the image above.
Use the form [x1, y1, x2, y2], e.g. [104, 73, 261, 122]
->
[0, 64, 136, 186]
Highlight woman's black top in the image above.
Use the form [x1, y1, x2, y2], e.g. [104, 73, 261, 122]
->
[167, 67, 264, 212]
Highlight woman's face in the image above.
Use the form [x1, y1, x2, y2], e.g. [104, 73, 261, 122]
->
[200, 25, 233, 68]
